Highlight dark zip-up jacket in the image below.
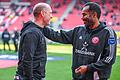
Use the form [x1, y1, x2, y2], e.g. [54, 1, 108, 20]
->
[43, 22, 116, 80]
[16, 21, 47, 80]
[2, 29, 10, 42]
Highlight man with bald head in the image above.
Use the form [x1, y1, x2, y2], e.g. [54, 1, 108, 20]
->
[14, 3, 52, 80]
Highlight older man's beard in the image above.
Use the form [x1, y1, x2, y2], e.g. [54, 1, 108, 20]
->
[43, 20, 50, 26]
[45, 23, 50, 26]
[85, 22, 94, 29]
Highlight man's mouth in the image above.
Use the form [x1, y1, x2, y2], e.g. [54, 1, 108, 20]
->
[83, 21, 87, 24]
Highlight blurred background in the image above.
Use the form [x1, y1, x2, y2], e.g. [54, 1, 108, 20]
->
[0, 0, 120, 80]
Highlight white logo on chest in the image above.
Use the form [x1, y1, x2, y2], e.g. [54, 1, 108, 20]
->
[79, 36, 82, 39]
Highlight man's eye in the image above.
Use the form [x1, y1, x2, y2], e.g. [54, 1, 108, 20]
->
[82, 14, 86, 16]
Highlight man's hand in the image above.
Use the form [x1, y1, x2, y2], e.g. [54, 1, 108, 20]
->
[75, 65, 88, 74]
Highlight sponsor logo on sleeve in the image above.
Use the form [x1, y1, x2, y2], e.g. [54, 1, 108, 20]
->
[108, 37, 116, 44]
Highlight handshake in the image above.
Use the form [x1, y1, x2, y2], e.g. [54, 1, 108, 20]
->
[75, 65, 88, 74]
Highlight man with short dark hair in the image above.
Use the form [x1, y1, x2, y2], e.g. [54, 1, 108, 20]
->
[43, 2, 117, 80]
[14, 3, 52, 80]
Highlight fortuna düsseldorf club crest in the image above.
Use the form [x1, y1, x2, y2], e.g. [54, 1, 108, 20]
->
[92, 37, 99, 44]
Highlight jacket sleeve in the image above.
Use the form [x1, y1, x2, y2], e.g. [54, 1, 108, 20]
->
[22, 32, 38, 79]
[87, 29, 117, 71]
[43, 27, 74, 44]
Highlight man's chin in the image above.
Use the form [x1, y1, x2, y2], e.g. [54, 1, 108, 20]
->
[84, 23, 88, 27]
[45, 23, 49, 26]
[44, 23, 50, 27]
[84, 24, 90, 29]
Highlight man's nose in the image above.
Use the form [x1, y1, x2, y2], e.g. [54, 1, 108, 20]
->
[81, 17, 84, 21]
[50, 15, 53, 19]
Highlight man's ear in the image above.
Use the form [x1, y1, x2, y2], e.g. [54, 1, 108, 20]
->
[41, 10, 45, 17]
[93, 12, 97, 18]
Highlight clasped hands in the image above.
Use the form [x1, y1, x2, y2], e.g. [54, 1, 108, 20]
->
[75, 65, 88, 74]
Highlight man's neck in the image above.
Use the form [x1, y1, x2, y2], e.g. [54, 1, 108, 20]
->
[33, 20, 44, 28]
[90, 21, 100, 29]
